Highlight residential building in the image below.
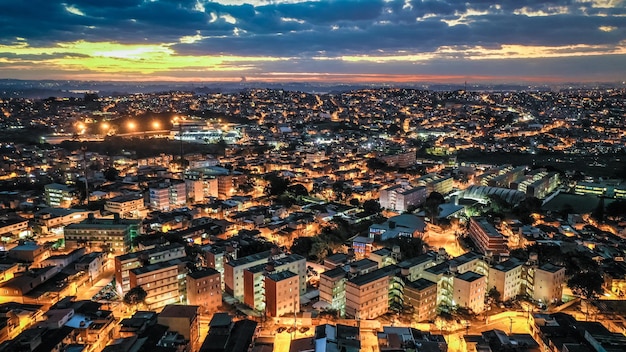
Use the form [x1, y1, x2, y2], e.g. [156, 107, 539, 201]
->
[0, 218, 29, 239]
[344, 266, 399, 319]
[264, 270, 300, 317]
[158, 304, 200, 352]
[199, 313, 257, 352]
[223, 250, 274, 300]
[452, 271, 486, 314]
[379, 185, 427, 212]
[319, 267, 347, 314]
[74, 251, 107, 282]
[242, 254, 306, 311]
[64, 214, 141, 254]
[33, 208, 94, 236]
[527, 263, 566, 305]
[128, 258, 188, 310]
[104, 194, 146, 219]
[186, 268, 222, 313]
[370, 214, 426, 241]
[404, 278, 438, 322]
[352, 236, 374, 259]
[398, 252, 438, 281]
[468, 217, 509, 257]
[8, 243, 49, 264]
[114, 242, 186, 296]
[488, 258, 524, 302]
[44, 183, 75, 208]
[149, 180, 186, 211]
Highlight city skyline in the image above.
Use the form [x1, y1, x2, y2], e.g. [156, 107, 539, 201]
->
[1, 0, 625, 83]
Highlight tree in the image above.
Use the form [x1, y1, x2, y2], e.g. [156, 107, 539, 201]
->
[591, 196, 605, 223]
[349, 198, 360, 207]
[103, 166, 119, 182]
[567, 271, 604, 300]
[606, 200, 626, 219]
[487, 287, 502, 303]
[287, 184, 309, 197]
[124, 286, 147, 308]
[264, 173, 290, 196]
[363, 199, 382, 215]
[424, 192, 445, 223]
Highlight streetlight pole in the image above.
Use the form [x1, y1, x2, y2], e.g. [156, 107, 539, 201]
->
[508, 317, 513, 335]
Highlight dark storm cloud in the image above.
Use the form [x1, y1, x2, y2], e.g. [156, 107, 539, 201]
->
[0, 0, 624, 57]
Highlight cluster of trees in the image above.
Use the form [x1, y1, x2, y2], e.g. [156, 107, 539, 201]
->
[290, 217, 378, 261]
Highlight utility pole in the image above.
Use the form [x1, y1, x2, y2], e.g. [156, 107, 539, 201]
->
[508, 317, 513, 335]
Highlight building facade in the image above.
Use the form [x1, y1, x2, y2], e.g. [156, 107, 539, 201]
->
[187, 268, 222, 313]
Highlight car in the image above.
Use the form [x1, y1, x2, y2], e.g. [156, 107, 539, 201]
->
[299, 327, 310, 333]
[287, 326, 297, 333]
[276, 327, 287, 333]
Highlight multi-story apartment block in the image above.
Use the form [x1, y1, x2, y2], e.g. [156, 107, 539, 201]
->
[129, 258, 188, 310]
[242, 254, 306, 311]
[224, 250, 274, 300]
[319, 267, 347, 314]
[0, 218, 29, 239]
[201, 245, 234, 290]
[149, 180, 187, 211]
[404, 278, 437, 322]
[526, 263, 566, 305]
[379, 185, 427, 212]
[186, 268, 222, 313]
[224, 249, 288, 301]
[468, 217, 509, 257]
[33, 208, 94, 236]
[421, 252, 489, 309]
[115, 243, 186, 296]
[104, 194, 146, 219]
[398, 252, 438, 281]
[414, 174, 454, 196]
[44, 183, 76, 208]
[185, 179, 204, 204]
[64, 214, 140, 254]
[74, 251, 108, 281]
[378, 150, 416, 168]
[452, 271, 486, 313]
[344, 266, 399, 319]
[488, 258, 524, 302]
[265, 271, 300, 317]
[158, 304, 200, 352]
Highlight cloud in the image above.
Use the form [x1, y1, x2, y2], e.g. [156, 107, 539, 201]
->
[0, 0, 624, 81]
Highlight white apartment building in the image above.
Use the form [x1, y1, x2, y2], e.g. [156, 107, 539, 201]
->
[453, 271, 486, 313]
[488, 259, 524, 302]
[379, 185, 427, 212]
[528, 263, 566, 305]
[149, 180, 187, 211]
[105, 194, 145, 219]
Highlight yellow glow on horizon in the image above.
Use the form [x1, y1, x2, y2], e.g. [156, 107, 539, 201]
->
[0, 40, 284, 74]
[326, 43, 626, 63]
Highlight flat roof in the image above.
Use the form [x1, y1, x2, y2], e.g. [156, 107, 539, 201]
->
[266, 270, 297, 282]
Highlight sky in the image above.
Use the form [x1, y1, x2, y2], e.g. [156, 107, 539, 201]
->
[0, 0, 625, 83]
